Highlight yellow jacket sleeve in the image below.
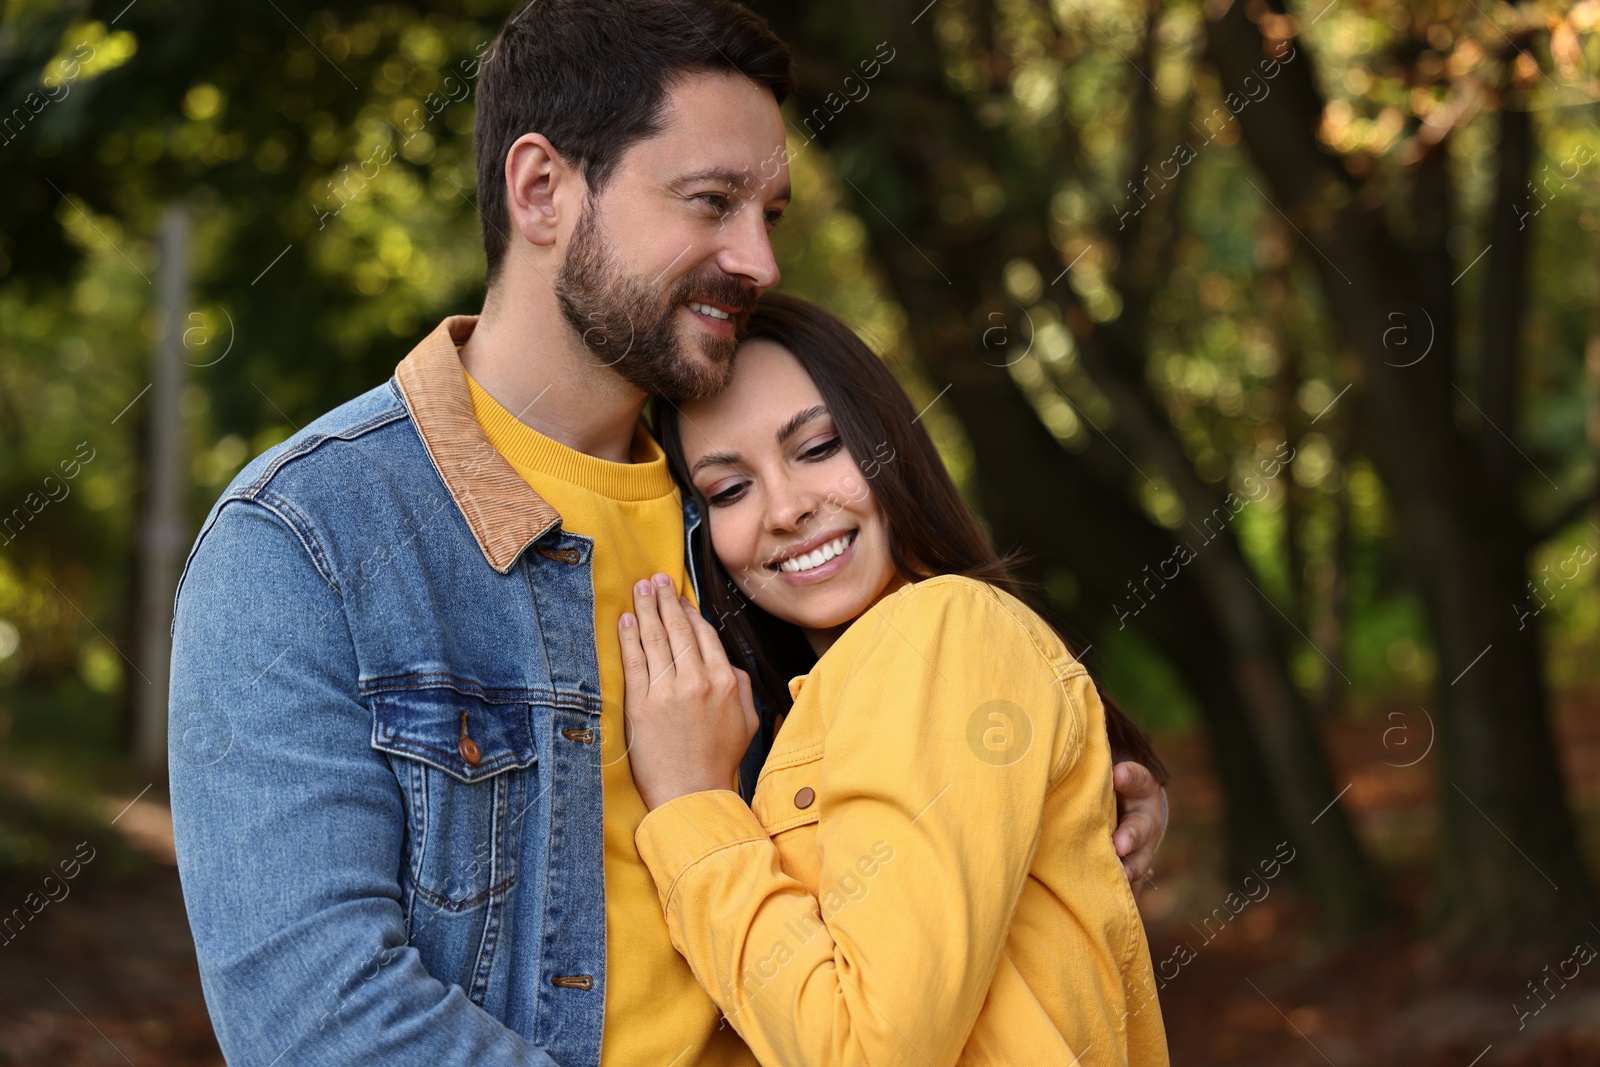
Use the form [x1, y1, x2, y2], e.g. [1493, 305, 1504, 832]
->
[635, 577, 1086, 1067]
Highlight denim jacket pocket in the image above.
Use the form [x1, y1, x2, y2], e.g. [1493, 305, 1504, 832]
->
[370, 685, 538, 913]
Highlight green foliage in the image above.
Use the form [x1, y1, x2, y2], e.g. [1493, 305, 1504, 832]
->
[1, 0, 1598, 768]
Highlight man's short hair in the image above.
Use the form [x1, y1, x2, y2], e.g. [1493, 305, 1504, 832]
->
[474, 0, 793, 285]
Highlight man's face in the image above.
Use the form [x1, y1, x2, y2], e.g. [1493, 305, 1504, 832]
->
[553, 71, 790, 402]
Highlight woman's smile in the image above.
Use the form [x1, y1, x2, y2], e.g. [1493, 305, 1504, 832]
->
[767, 527, 858, 581]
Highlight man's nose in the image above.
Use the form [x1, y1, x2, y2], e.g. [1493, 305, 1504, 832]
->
[716, 203, 781, 293]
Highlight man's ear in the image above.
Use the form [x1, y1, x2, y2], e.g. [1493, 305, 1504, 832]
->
[504, 133, 580, 249]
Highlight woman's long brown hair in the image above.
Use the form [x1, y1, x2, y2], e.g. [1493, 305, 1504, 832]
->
[650, 292, 1168, 785]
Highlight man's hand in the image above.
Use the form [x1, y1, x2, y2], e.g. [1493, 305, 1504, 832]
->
[1111, 761, 1167, 901]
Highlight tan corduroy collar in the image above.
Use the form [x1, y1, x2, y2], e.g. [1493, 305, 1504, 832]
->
[393, 314, 564, 574]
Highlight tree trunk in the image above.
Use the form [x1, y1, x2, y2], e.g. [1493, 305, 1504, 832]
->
[134, 204, 190, 775]
[1206, 1, 1597, 944]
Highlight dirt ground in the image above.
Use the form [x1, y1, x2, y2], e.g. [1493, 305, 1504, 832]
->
[2, 695, 1597, 1066]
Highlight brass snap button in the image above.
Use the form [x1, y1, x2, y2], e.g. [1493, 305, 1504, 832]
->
[458, 710, 481, 765]
[793, 786, 815, 809]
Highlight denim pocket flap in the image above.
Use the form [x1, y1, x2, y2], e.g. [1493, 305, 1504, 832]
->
[372, 687, 537, 784]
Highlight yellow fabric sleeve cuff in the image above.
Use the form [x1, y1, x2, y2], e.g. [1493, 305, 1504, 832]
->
[635, 789, 768, 913]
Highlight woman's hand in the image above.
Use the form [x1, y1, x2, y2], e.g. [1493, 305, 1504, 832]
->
[619, 572, 759, 811]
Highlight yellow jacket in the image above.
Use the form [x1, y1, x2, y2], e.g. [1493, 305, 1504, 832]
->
[636, 575, 1169, 1066]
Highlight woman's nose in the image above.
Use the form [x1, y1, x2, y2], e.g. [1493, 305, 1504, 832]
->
[766, 481, 819, 532]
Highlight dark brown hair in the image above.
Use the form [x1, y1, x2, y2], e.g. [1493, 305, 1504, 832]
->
[650, 293, 1169, 784]
[474, 0, 793, 286]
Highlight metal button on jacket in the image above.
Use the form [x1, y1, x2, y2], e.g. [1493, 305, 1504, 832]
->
[458, 710, 482, 765]
[793, 786, 815, 809]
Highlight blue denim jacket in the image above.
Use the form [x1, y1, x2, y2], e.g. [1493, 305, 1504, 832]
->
[168, 317, 761, 1066]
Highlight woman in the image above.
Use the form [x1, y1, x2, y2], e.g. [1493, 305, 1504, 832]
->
[617, 294, 1170, 1065]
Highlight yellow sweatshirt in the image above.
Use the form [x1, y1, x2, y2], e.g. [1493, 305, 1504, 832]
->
[465, 373, 755, 1067]
[636, 574, 1169, 1066]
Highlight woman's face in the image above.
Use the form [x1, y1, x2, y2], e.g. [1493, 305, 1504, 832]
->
[677, 338, 897, 649]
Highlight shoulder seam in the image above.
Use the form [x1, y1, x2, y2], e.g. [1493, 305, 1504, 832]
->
[886, 575, 1087, 782]
[172, 494, 344, 633]
[237, 386, 408, 498]
[240, 491, 344, 595]
[1050, 667, 1089, 785]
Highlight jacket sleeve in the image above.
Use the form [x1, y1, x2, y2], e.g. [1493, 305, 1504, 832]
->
[168, 499, 559, 1067]
[635, 579, 1083, 1067]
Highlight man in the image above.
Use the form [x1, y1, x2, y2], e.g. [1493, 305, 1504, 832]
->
[168, 2, 1168, 1064]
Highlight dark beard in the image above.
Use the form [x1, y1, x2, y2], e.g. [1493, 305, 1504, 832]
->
[554, 204, 757, 402]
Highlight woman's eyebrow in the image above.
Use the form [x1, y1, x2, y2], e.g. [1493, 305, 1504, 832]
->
[775, 404, 829, 447]
[691, 448, 742, 477]
[688, 405, 831, 478]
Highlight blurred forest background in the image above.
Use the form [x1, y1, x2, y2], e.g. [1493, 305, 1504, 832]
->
[2, 0, 1600, 1062]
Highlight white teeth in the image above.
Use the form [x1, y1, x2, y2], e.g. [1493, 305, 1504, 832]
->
[777, 533, 854, 573]
[688, 301, 731, 320]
